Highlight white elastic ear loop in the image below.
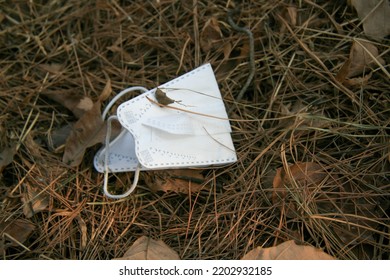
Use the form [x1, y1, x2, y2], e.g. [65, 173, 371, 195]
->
[101, 86, 148, 199]
[102, 86, 148, 120]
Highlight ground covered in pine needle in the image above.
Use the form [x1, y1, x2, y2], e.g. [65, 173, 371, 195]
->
[0, 0, 389, 260]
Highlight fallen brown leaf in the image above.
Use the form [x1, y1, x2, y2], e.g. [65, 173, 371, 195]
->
[144, 169, 207, 193]
[272, 162, 339, 218]
[278, 101, 328, 130]
[0, 144, 17, 172]
[223, 42, 232, 60]
[241, 240, 335, 260]
[42, 91, 93, 118]
[48, 123, 74, 152]
[46, 80, 113, 156]
[0, 219, 35, 255]
[21, 184, 49, 218]
[62, 101, 104, 166]
[62, 101, 121, 166]
[114, 236, 180, 260]
[275, 5, 298, 41]
[349, 0, 390, 40]
[272, 162, 379, 244]
[279, 5, 298, 32]
[336, 40, 385, 83]
[200, 17, 223, 52]
[343, 71, 373, 87]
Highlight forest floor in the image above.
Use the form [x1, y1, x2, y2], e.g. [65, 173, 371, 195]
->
[0, 0, 389, 259]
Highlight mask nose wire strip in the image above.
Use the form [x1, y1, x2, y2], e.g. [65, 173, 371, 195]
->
[101, 86, 148, 199]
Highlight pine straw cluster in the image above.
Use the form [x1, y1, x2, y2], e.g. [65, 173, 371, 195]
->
[0, 0, 389, 259]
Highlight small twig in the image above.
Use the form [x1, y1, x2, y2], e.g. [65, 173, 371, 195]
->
[146, 96, 256, 122]
[227, 7, 255, 105]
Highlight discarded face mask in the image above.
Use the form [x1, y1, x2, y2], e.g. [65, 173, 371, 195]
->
[94, 63, 237, 199]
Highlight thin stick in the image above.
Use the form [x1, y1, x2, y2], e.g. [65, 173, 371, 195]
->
[227, 8, 255, 104]
[146, 96, 256, 122]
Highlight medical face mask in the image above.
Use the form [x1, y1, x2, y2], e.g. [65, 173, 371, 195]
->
[94, 63, 237, 199]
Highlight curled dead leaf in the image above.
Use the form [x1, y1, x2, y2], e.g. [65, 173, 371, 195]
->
[114, 236, 180, 260]
[349, 0, 390, 40]
[62, 101, 121, 166]
[62, 101, 104, 166]
[337, 40, 385, 83]
[241, 240, 335, 260]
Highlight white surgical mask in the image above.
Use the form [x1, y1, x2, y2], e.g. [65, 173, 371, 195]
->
[94, 63, 237, 199]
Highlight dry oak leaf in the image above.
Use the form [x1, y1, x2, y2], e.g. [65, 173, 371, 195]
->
[114, 236, 180, 260]
[42, 91, 93, 118]
[349, 0, 390, 40]
[241, 240, 335, 260]
[335, 40, 385, 83]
